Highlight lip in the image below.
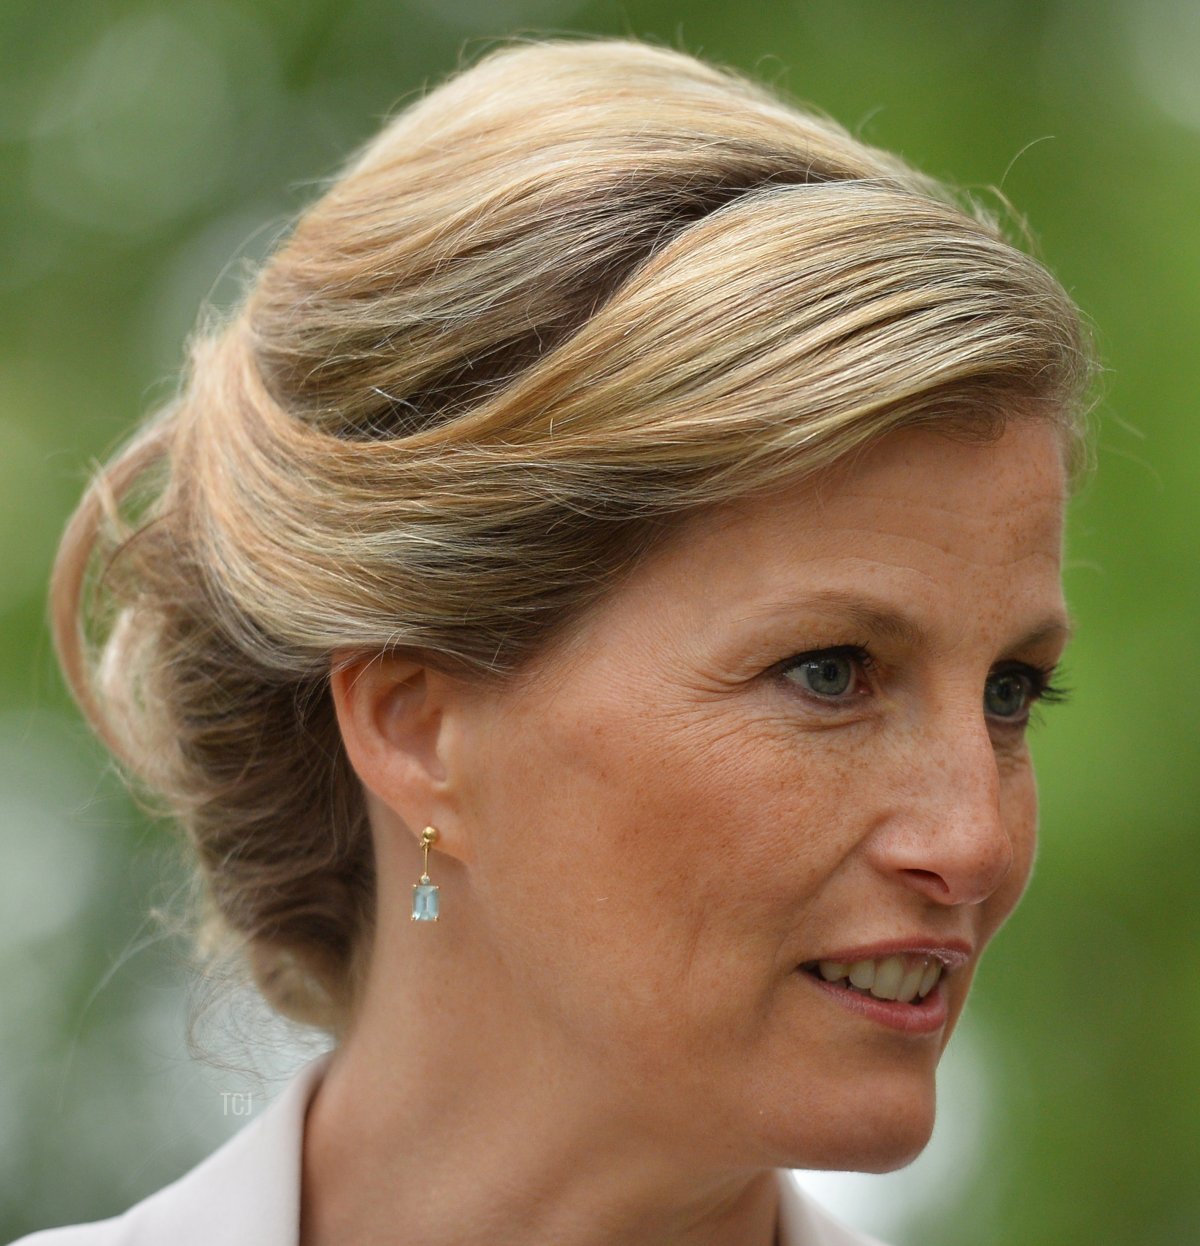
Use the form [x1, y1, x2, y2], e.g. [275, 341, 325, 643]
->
[794, 938, 973, 1037]
[807, 939, 973, 972]
[802, 971, 950, 1034]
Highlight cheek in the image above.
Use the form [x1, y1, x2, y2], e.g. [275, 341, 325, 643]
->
[468, 683, 865, 980]
[991, 754, 1040, 928]
[457, 702, 763, 1061]
[475, 698, 751, 920]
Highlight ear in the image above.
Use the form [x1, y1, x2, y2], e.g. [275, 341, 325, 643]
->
[329, 653, 471, 864]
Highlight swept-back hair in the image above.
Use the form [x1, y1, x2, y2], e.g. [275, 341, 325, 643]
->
[50, 39, 1094, 1032]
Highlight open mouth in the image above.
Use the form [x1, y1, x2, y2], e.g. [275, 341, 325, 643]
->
[799, 955, 944, 1006]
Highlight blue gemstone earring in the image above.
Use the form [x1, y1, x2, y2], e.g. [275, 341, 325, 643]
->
[411, 826, 440, 922]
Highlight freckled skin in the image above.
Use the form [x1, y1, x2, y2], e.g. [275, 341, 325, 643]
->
[314, 420, 1071, 1246]
[455, 421, 1069, 1173]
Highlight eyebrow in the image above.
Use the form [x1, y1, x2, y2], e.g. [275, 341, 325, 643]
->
[741, 589, 1075, 654]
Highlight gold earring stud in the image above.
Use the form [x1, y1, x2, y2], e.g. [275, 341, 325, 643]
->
[411, 826, 440, 922]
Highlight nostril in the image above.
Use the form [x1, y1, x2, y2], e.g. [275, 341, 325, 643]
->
[901, 844, 1013, 906]
[901, 867, 954, 901]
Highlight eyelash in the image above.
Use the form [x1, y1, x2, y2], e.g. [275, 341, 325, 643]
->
[1024, 669, 1071, 707]
[776, 645, 1071, 724]
[777, 644, 877, 697]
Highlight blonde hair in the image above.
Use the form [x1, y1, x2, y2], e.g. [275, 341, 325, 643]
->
[49, 38, 1094, 1034]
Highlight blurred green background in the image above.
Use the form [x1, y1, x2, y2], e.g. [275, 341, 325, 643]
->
[2, 0, 1196, 1242]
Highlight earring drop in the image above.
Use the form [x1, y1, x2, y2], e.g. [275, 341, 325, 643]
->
[411, 826, 440, 922]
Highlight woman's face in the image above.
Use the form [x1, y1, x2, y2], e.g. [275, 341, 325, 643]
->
[450, 419, 1070, 1173]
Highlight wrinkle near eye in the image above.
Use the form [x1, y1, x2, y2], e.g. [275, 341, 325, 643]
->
[992, 736, 1034, 777]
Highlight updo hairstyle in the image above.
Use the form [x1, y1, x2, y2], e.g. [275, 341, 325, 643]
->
[49, 39, 1093, 1034]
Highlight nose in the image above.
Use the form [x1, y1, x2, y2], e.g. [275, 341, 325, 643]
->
[870, 715, 1016, 908]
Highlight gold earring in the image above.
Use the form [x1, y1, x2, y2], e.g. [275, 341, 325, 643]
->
[411, 826, 440, 922]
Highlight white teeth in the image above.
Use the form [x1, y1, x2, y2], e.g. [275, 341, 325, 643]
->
[871, 957, 905, 1000]
[848, 960, 876, 990]
[919, 960, 942, 998]
[812, 956, 945, 1003]
[897, 962, 926, 1004]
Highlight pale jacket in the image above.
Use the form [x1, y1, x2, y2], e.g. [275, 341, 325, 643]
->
[11, 1057, 887, 1246]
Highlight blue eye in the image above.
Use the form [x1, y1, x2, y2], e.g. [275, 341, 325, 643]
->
[984, 670, 1033, 719]
[781, 648, 868, 698]
[984, 664, 1069, 723]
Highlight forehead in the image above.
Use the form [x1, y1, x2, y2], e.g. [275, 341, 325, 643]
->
[660, 419, 1063, 566]
[544, 420, 1069, 675]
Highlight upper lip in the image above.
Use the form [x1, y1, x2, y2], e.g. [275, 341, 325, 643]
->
[802, 938, 973, 972]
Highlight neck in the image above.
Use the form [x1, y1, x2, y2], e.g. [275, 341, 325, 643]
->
[298, 876, 780, 1246]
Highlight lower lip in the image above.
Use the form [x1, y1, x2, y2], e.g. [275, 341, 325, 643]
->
[800, 970, 949, 1035]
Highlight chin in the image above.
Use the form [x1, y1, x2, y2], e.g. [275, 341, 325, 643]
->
[841, 1124, 933, 1174]
[795, 1111, 935, 1175]
[759, 1074, 938, 1175]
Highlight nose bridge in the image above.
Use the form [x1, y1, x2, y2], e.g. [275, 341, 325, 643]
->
[884, 700, 1012, 906]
